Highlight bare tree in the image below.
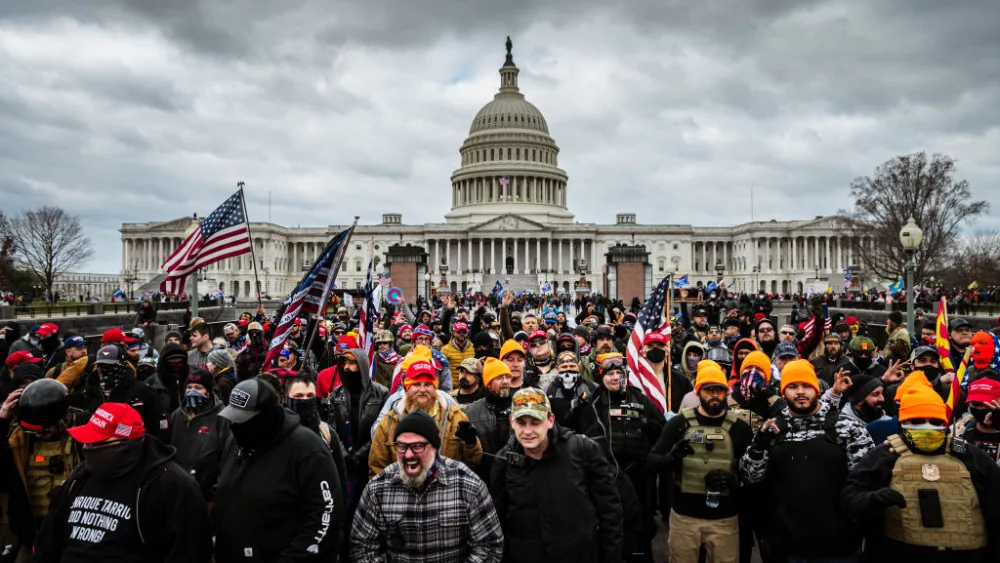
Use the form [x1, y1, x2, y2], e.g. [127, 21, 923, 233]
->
[841, 152, 988, 282]
[945, 231, 1000, 287]
[8, 207, 94, 302]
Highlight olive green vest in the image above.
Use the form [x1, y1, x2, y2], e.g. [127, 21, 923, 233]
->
[880, 434, 986, 550]
[727, 394, 778, 431]
[679, 408, 738, 495]
[27, 434, 79, 519]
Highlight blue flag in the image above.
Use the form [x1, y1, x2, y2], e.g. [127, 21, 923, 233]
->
[493, 280, 505, 298]
[675, 274, 689, 288]
[706, 281, 718, 294]
[888, 276, 904, 294]
[112, 288, 125, 300]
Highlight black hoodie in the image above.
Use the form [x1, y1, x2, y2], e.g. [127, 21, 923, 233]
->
[215, 409, 344, 563]
[148, 344, 189, 416]
[33, 436, 213, 563]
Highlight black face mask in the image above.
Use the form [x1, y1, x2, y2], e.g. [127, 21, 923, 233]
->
[854, 356, 873, 370]
[85, 438, 145, 479]
[285, 397, 321, 431]
[249, 332, 265, 347]
[920, 365, 943, 380]
[970, 408, 990, 425]
[341, 369, 362, 391]
[100, 364, 128, 392]
[230, 405, 285, 451]
[645, 348, 666, 364]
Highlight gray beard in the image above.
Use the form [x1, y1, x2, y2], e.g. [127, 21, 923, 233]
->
[400, 463, 431, 489]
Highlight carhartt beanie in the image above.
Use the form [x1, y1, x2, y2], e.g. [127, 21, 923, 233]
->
[393, 410, 441, 450]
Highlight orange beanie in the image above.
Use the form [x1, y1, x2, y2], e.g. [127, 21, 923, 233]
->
[481, 357, 511, 388]
[897, 383, 947, 423]
[499, 339, 525, 360]
[695, 360, 729, 394]
[895, 371, 932, 401]
[740, 351, 772, 382]
[779, 359, 820, 394]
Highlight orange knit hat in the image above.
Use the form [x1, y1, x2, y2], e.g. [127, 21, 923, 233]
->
[779, 359, 820, 394]
[740, 351, 772, 382]
[481, 357, 511, 387]
[499, 339, 525, 360]
[695, 360, 729, 394]
[898, 383, 947, 423]
[895, 371, 932, 402]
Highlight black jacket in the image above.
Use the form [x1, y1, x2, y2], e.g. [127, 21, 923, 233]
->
[465, 393, 513, 483]
[576, 385, 664, 466]
[33, 436, 212, 563]
[215, 409, 344, 563]
[490, 427, 623, 563]
[330, 348, 388, 474]
[167, 397, 231, 500]
[842, 442, 1000, 563]
[76, 367, 165, 441]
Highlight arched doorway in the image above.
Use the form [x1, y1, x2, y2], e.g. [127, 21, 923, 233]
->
[505, 256, 514, 274]
[231, 281, 239, 297]
[450, 281, 458, 294]
[244, 280, 251, 297]
[797, 281, 804, 294]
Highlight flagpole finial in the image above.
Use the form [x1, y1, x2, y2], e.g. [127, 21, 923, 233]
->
[237, 180, 245, 189]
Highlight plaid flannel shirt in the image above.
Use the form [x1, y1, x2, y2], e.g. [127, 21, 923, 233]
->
[350, 456, 503, 563]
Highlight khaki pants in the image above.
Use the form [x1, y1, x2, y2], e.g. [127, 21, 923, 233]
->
[668, 509, 739, 563]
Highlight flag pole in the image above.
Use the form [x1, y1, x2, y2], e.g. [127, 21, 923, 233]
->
[665, 274, 674, 412]
[302, 217, 359, 368]
[238, 181, 264, 311]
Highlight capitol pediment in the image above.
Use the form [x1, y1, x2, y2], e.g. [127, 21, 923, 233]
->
[150, 217, 199, 232]
[799, 216, 848, 231]
[470, 213, 549, 233]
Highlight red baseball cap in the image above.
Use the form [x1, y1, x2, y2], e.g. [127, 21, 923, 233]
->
[68, 403, 146, 444]
[528, 330, 548, 342]
[318, 326, 328, 337]
[644, 332, 669, 346]
[293, 318, 306, 326]
[102, 328, 136, 345]
[5, 350, 42, 368]
[37, 323, 59, 338]
[967, 378, 1000, 405]
[452, 321, 469, 333]
[403, 360, 438, 389]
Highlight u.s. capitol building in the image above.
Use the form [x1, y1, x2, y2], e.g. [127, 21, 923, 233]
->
[121, 40, 865, 304]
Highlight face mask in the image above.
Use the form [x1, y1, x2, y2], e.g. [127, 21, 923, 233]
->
[740, 367, 767, 400]
[686, 357, 700, 372]
[185, 389, 211, 411]
[285, 397, 321, 431]
[85, 438, 145, 479]
[920, 366, 943, 380]
[100, 364, 127, 392]
[231, 406, 284, 450]
[556, 371, 579, 390]
[901, 422, 947, 453]
[29, 339, 39, 348]
[645, 348, 666, 364]
[854, 356, 873, 370]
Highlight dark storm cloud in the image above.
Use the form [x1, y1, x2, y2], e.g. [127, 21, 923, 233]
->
[0, 0, 997, 274]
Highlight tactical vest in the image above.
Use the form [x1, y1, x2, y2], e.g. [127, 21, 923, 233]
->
[727, 395, 778, 431]
[26, 434, 79, 519]
[880, 434, 987, 550]
[679, 408, 738, 495]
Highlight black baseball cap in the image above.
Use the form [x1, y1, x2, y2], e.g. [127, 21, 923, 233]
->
[219, 379, 279, 424]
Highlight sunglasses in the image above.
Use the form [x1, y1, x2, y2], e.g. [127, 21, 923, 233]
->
[529, 341, 548, 348]
[758, 327, 774, 333]
[780, 331, 795, 336]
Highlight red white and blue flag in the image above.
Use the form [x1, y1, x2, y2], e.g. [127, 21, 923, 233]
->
[358, 259, 383, 378]
[160, 190, 251, 295]
[264, 228, 352, 368]
[626, 274, 673, 413]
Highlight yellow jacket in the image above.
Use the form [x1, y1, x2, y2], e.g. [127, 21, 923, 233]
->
[368, 391, 482, 478]
[440, 339, 475, 389]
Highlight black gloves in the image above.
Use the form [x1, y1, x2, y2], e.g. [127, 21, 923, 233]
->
[570, 389, 592, 413]
[456, 421, 478, 446]
[871, 488, 907, 509]
[750, 426, 779, 452]
[668, 438, 695, 461]
[705, 469, 738, 495]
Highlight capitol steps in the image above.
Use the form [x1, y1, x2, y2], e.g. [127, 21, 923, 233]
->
[480, 273, 544, 294]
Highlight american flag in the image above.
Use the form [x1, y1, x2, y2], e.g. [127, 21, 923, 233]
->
[358, 259, 383, 378]
[626, 274, 673, 413]
[160, 190, 251, 295]
[498, 176, 510, 186]
[264, 227, 352, 368]
[378, 274, 392, 288]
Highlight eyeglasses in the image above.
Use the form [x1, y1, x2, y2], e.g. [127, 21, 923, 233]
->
[392, 441, 430, 454]
[757, 327, 774, 333]
[780, 331, 795, 336]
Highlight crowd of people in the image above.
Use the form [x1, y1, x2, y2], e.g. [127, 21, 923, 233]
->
[0, 286, 998, 563]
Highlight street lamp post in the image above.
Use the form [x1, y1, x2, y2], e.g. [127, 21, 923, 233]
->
[899, 217, 924, 336]
[752, 266, 761, 294]
[424, 272, 431, 301]
[714, 262, 725, 284]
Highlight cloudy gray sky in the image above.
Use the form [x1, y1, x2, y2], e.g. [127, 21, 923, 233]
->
[2, 0, 998, 274]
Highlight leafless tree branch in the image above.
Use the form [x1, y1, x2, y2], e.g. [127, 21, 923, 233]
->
[8, 206, 94, 301]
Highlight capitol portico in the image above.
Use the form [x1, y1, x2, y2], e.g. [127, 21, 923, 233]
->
[120, 39, 868, 305]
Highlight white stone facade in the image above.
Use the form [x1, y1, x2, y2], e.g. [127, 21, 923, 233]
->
[52, 272, 120, 301]
[120, 42, 867, 300]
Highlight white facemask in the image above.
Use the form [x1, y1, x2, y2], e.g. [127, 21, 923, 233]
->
[557, 370, 579, 390]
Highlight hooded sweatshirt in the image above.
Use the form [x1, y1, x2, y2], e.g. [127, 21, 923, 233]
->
[675, 341, 705, 381]
[149, 344, 189, 415]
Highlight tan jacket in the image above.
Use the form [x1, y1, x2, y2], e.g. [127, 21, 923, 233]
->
[44, 356, 92, 391]
[368, 392, 482, 478]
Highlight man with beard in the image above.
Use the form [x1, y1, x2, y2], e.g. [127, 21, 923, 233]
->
[490, 388, 622, 563]
[739, 360, 875, 561]
[451, 357, 486, 406]
[330, 348, 388, 525]
[465, 357, 515, 482]
[753, 318, 779, 358]
[577, 353, 663, 562]
[216, 379, 343, 562]
[369, 359, 481, 476]
[236, 322, 267, 381]
[838, 374, 891, 426]
[649, 362, 752, 563]
[33, 403, 212, 563]
[842, 382, 1000, 563]
[581, 326, 616, 384]
[351, 410, 504, 563]
[441, 321, 475, 388]
[811, 334, 849, 387]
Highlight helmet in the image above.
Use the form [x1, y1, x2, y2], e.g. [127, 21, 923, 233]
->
[375, 330, 394, 344]
[17, 379, 69, 431]
[138, 356, 157, 369]
[705, 346, 733, 365]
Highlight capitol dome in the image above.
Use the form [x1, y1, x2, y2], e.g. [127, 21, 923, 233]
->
[446, 38, 573, 225]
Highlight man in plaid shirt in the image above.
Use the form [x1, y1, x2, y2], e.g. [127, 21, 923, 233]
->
[350, 410, 503, 563]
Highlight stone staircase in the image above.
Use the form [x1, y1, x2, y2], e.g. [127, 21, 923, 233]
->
[481, 272, 544, 294]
